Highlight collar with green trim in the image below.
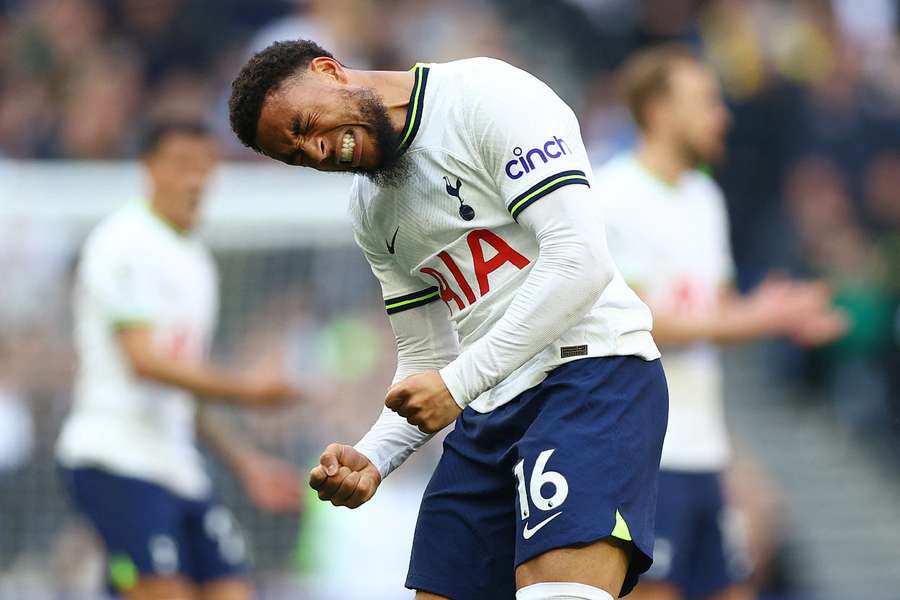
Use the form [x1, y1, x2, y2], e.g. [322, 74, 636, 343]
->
[397, 63, 430, 153]
[143, 200, 190, 237]
[630, 154, 679, 190]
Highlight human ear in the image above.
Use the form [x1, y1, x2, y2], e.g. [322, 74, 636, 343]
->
[309, 56, 347, 83]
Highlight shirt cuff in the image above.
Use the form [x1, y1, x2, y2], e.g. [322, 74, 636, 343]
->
[439, 360, 473, 410]
[352, 442, 391, 481]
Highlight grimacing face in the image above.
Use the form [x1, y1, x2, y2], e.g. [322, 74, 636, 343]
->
[666, 61, 731, 165]
[145, 132, 218, 231]
[254, 60, 399, 175]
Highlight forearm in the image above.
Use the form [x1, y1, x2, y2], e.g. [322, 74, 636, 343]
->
[440, 188, 613, 407]
[355, 407, 433, 479]
[130, 351, 252, 403]
[650, 305, 771, 346]
[354, 302, 458, 478]
[648, 284, 774, 346]
[117, 327, 254, 403]
[390, 302, 460, 383]
[196, 406, 257, 473]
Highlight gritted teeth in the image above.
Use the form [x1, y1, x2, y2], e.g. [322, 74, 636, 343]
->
[339, 131, 356, 164]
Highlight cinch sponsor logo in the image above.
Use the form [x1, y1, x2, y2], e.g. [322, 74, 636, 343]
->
[505, 136, 570, 180]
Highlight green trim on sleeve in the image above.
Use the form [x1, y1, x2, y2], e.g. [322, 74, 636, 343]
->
[507, 170, 591, 221]
[112, 319, 153, 331]
[384, 287, 440, 315]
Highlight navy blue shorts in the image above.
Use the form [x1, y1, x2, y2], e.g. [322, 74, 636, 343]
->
[60, 467, 246, 593]
[407, 356, 668, 599]
[643, 471, 750, 598]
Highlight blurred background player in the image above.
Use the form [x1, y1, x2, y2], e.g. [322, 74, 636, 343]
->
[55, 121, 303, 600]
[594, 46, 847, 600]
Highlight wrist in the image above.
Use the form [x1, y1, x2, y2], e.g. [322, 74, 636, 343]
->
[352, 443, 387, 482]
[718, 304, 769, 341]
[744, 310, 783, 338]
[228, 445, 262, 475]
[438, 363, 469, 410]
[231, 372, 259, 404]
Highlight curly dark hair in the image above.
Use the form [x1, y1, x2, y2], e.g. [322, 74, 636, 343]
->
[229, 39, 335, 151]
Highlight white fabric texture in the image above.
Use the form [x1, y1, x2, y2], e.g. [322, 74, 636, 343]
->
[438, 184, 615, 406]
[349, 58, 659, 479]
[516, 582, 614, 600]
[349, 57, 657, 411]
[354, 186, 624, 479]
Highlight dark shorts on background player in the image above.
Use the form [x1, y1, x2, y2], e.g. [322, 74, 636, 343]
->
[60, 467, 246, 593]
[643, 471, 751, 598]
[406, 355, 668, 600]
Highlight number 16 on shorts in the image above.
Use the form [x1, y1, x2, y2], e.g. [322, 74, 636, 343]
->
[514, 449, 569, 539]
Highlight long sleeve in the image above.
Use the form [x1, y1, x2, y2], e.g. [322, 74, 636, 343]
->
[354, 301, 459, 479]
[438, 183, 614, 407]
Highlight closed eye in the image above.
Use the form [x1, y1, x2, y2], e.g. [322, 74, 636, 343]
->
[291, 117, 302, 137]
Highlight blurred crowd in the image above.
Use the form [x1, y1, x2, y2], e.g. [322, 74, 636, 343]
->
[2, 0, 900, 596]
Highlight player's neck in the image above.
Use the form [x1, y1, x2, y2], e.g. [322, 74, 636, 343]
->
[347, 69, 417, 139]
[634, 138, 690, 186]
[148, 196, 190, 235]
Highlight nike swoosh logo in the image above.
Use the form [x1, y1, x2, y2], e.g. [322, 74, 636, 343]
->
[522, 511, 562, 540]
[386, 226, 399, 254]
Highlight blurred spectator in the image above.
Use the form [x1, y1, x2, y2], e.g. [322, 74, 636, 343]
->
[248, 0, 379, 68]
[862, 151, 900, 436]
[785, 157, 896, 430]
[58, 50, 142, 158]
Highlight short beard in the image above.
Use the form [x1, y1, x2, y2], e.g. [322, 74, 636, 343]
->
[346, 88, 412, 187]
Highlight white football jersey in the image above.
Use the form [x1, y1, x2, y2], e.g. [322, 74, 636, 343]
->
[56, 201, 218, 498]
[350, 58, 659, 413]
[596, 154, 735, 471]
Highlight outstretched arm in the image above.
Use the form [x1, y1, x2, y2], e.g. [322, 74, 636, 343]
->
[638, 280, 846, 347]
[117, 326, 296, 407]
[81, 239, 295, 408]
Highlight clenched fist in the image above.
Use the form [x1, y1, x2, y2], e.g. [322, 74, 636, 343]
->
[308, 443, 381, 509]
[384, 371, 461, 434]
